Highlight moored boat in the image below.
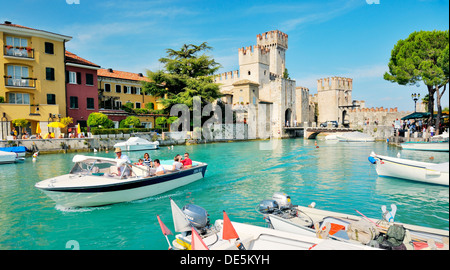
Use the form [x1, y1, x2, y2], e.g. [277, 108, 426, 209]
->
[0, 150, 25, 164]
[157, 198, 379, 250]
[0, 146, 28, 157]
[337, 131, 375, 142]
[35, 155, 207, 207]
[368, 152, 449, 186]
[113, 137, 159, 152]
[258, 193, 449, 250]
[400, 141, 449, 152]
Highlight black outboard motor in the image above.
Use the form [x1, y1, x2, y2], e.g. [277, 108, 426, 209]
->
[182, 204, 210, 234]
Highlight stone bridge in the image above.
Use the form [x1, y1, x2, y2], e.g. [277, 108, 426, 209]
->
[304, 127, 356, 139]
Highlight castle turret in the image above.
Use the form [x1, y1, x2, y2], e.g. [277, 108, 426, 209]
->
[238, 45, 270, 84]
[256, 30, 288, 76]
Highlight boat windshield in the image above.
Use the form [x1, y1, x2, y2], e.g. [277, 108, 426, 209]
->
[69, 159, 115, 174]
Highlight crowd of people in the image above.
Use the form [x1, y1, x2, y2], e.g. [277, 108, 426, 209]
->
[114, 147, 193, 177]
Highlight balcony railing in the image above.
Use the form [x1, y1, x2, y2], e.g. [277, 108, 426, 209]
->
[3, 46, 35, 59]
[4, 76, 37, 88]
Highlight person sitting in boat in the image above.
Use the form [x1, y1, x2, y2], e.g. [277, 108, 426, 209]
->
[114, 147, 131, 176]
[134, 159, 144, 166]
[172, 154, 183, 171]
[143, 153, 152, 167]
[181, 152, 192, 168]
[154, 159, 166, 175]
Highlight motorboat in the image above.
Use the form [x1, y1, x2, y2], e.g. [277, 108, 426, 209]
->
[113, 137, 159, 151]
[369, 152, 449, 186]
[336, 131, 375, 142]
[35, 155, 207, 207]
[257, 193, 449, 250]
[400, 141, 449, 152]
[0, 146, 28, 157]
[156, 198, 379, 250]
[0, 150, 25, 164]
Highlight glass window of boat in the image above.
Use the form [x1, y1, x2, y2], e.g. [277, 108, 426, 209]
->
[70, 159, 115, 174]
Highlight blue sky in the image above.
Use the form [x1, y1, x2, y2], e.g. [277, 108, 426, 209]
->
[2, 0, 449, 111]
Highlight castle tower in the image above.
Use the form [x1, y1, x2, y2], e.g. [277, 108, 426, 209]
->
[256, 30, 288, 76]
[317, 77, 353, 125]
[238, 45, 270, 85]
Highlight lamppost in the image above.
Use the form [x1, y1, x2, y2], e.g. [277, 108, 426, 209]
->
[411, 93, 420, 112]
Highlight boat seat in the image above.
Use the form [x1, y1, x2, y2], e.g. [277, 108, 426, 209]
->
[132, 165, 150, 177]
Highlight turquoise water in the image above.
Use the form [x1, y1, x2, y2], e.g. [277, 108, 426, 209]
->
[0, 139, 448, 250]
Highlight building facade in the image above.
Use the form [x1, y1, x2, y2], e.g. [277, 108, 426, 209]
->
[0, 21, 72, 139]
[65, 51, 101, 131]
[97, 68, 163, 129]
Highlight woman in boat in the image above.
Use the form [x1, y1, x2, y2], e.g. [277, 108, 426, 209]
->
[143, 153, 152, 167]
[172, 154, 183, 171]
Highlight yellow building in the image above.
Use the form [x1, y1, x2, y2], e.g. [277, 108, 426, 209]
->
[0, 21, 72, 139]
[97, 68, 164, 129]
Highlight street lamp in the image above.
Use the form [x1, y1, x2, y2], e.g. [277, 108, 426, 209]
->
[411, 93, 420, 112]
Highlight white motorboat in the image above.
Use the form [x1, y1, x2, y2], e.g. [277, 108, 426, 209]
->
[336, 131, 375, 142]
[258, 193, 449, 250]
[369, 152, 449, 186]
[157, 198, 379, 250]
[400, 141, 449, 152]
[0, 150, 25, 164]
[35, 155, 207, 207]
[113, 137, 159, 151]
[0, 146, 28, 157]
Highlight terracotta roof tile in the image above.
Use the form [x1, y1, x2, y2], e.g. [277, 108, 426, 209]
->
[0, 22, 72, 39]
[65, 51, 100, 68]
[97, 68, 150, 82]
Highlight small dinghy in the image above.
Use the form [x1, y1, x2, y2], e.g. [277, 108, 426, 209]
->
[257, 192, 449, 250]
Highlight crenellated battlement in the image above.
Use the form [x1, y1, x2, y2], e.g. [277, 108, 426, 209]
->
[257, 30, 288, 49]
[238, 45, 271, 66]
[317, 76, 353, 91]
[213, 69, 240, 84]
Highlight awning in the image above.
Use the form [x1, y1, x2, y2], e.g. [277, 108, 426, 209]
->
[401, 112, 430, 120]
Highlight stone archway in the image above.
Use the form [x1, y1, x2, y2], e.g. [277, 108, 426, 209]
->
[285, 108, 292, 127]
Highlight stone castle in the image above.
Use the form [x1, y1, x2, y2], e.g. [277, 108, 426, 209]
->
[214, 30, 410, 139]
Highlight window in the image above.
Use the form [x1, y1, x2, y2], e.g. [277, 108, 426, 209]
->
[135, 102, 141, 109]
[104, 83, 111, 92]
[86, 73, 94, 86]
[5, 36, 28, 57]
[46, 67, 55, 81]
[47, 94, 56, 105]
[45, 42, 54, 54]
[70, 96, 78, 109]
[124, 86, 130, 94]
[136, 87, 141, 95]
[115, 85, 121, 93]
[114, 100, 122, 109]
[69, 71, 77, 84]
[7, 65, 29, 86]
[8, 93, 30, 104]
[87, 98, 95, 109]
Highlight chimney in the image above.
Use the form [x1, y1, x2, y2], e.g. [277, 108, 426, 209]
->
[4, 21, 12, 25]
[138, 73, 143, 77]
[108, 68, 113, 73]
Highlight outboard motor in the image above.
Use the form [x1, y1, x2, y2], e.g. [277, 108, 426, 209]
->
[258, 199, 279, 214]
[272, 192, 293, 210]
[182, 204, 210, 233]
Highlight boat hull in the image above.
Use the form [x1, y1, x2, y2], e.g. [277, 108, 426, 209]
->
[371, 154, 449, 186]
[36, 165, 207, 207]
[401, 141, 449, 152]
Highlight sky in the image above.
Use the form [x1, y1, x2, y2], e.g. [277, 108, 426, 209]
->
[2, 0, 449, 111]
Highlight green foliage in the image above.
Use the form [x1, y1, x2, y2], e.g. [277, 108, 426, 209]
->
[120, 116, 140, 128]
[384, 30, 449, 127]
[90, 127, 153, 135]
[87, 112, 113, 128]
[12, 119, 29, 128]
[0, 96, 4, 103]
[60, 117, 73, 127]
[142, 42, 222, 113]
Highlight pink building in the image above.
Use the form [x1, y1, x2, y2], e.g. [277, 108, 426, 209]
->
[65, 51, 101, 131]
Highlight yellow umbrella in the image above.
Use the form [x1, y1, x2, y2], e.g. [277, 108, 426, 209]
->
[77, 123, 81, 134]
[36, 122, 41, 134]
[47, 122, 66, 128]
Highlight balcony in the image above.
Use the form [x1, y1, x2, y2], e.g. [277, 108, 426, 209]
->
[3, 45, 35, 60]
[4, 76, 37, 88]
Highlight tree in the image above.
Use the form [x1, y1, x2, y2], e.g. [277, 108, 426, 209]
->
[142, 42, 222, 114]
[384, 30, 449, 134]
[120, 116, 140, 128]
[87, 112, 113, 128]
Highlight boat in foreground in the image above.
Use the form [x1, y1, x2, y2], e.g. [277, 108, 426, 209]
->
[369, 152, 449, 186]
[35, 155, 207, 207]
[113, 137, 159, 151]
[258, 193, 449, 250]
[400, 141, 449, 152]
[157, 198, 379, 250]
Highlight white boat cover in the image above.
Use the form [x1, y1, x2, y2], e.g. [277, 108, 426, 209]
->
[115, 137, 159, 146]
[337, 132, 375, 141]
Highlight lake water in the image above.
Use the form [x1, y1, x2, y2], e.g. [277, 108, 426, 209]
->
[0, 138, 448, 250]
